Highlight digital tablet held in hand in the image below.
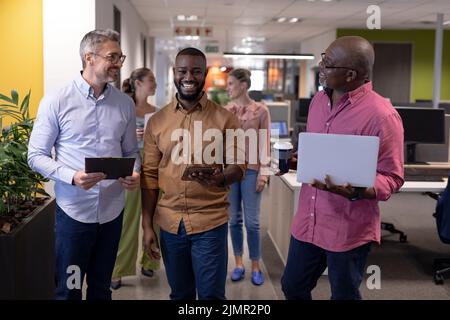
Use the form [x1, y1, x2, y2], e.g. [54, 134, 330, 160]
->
[181, 165, 221, 181]
[85, 157, 135, 180]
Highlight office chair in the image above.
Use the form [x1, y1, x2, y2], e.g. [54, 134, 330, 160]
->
[425, 177, 450, 285]
[381, 222, 407, 242]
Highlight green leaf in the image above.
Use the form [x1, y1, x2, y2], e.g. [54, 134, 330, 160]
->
[0, 93, 13, 104]
[0, 104, 17, 108]
[33, 187, 50, 197]
[20, 91, 30, 117]
[11, 90, 19, 106]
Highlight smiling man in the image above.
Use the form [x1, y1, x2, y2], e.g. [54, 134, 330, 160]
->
[28, 29, 141, 300]
[280, 36, 404, 300]
[141, 47, 245, 300]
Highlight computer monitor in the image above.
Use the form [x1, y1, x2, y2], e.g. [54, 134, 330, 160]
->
[394, 107, 446, 163]
[271, 121, 289, 138]
[248, 90, 263, 102]
[295, 98, 312, 123]
[438, 103, 450, 114]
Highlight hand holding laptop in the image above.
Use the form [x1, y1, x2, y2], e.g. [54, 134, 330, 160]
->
[311, 174, 375, 200]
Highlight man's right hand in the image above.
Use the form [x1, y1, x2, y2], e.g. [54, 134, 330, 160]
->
[143, 227, 161, 260]
[72, 170, 106, 190]
[274, 151, 298, 176]
[289, 151, 298, 170]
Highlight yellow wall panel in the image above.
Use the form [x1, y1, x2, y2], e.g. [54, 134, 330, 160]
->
[0, 0, 43, 124]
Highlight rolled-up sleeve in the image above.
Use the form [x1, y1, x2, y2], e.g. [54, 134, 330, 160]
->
[27, 95, 76, 185]
[141, 117, 162, 189]
[374, 112, 405, 201]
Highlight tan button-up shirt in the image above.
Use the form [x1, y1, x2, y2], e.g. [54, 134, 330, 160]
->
[141, 93, 246, 235]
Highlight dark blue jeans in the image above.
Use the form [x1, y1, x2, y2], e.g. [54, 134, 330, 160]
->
[281, 237, 371, 300]
[160, 220, 228, 300]
[54, 205, 123, 300]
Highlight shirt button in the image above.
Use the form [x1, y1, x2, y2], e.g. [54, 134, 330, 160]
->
[326, 122, 330, 126]
[310, 213, 314, 217]
[312, 196, 315, 200]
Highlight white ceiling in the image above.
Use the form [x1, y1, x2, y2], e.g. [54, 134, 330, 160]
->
[130, 0, 450, 53]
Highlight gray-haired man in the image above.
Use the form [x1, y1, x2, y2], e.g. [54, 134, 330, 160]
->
[28, 29, 141, 300]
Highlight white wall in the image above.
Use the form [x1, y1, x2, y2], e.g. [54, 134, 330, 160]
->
[43, 0, 96, 94]
[299, 30, 337, 97]
[95, 0, 150, 87]
[155, 50, 173, 108]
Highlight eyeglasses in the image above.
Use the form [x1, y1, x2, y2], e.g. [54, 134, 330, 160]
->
[92, 52, 126, 64]
[320, 53, 355, 72]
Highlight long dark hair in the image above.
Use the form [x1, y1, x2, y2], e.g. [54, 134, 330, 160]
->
[122, 67, 153, 103]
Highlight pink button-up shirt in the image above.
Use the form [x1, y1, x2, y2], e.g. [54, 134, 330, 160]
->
[291, 82, 404, 252]
[225, 100, 271, 175]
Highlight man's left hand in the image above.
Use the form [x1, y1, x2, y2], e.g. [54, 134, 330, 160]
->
[311, 174, 364, 199]
[119, 171, 140, 191]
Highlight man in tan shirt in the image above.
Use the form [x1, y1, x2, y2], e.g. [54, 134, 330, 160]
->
[141, 47, 245, 300]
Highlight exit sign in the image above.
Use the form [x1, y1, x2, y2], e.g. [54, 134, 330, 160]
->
[205, 44, 219, 53]
[174, 26, 213, 37]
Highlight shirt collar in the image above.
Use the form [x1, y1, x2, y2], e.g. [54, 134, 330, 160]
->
[324, 81, 372, 105]
[173, 91, 207, 112]
[347, 81, 372, 104]
[74, 71, 111, 99]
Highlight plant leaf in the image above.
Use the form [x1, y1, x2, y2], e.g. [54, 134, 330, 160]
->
[0, 93, 13, 103]
[20, 91, 30, 117]
[11, 90, 19, 106]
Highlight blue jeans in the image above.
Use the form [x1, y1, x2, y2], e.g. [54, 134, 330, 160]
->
[160, 220, 228, 300]
[54, 205, 123, 300]
[281, 237, 372, 300]
[229, 169, 262, 261]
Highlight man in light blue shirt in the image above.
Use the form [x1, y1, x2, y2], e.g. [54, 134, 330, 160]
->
[28, 29, 141, 300]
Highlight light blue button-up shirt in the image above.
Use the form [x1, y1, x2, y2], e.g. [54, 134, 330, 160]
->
[28, 73, 141, 224]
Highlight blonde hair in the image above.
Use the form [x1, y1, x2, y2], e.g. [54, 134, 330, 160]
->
[229, 68, 251, 89]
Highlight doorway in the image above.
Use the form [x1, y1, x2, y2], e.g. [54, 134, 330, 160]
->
[372, 43, 412, 104]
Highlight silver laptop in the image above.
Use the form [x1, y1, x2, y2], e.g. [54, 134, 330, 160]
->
[296, 132, 380, 188]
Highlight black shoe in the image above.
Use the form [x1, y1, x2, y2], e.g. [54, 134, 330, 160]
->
[141, 267, 154, 277]
[110, 279, 122, 290]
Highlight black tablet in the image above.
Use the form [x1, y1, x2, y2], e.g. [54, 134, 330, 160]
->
[85, 157, 135, 179]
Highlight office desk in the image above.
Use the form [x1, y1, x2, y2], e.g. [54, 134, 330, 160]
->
[262, 172, 447, 265]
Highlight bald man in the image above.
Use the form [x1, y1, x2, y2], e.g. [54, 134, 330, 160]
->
[281, 36, 404, 300]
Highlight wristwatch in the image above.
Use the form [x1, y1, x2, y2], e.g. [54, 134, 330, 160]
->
[349, 188, 364, 201]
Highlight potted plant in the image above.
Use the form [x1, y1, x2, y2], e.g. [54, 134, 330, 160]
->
[0, 90, 56, 299]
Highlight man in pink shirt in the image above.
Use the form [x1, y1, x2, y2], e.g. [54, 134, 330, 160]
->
[281, 36, 404, 300]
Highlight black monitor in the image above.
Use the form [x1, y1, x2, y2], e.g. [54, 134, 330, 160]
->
[295, 98, 312, 122]
[438, 103, 450, 114]
[394, 107, 446, 163]
[248, 90, 263, 102]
